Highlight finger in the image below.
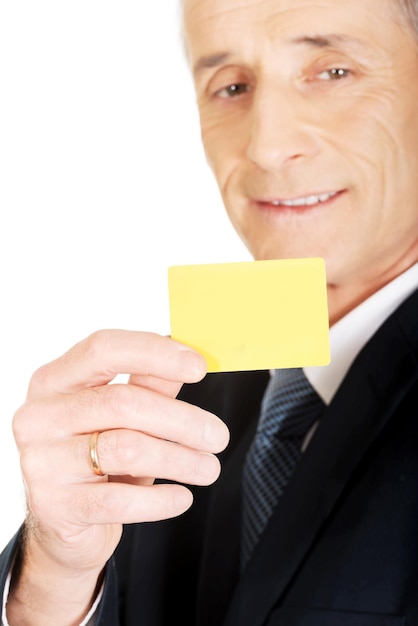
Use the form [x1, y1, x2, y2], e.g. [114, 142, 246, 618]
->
[15, 385, 230, 454]
[67, 482, 195, 525]
[108, 475, 154, 487]
[27, 330, 207, 396]
[62, 430, 222, 486]
[128, 373, 183, 398]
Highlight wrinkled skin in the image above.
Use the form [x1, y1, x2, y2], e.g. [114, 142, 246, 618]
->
[184, 0, 418, 323]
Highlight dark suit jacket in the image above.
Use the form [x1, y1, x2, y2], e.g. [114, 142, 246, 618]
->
[2, 289, 418, 625]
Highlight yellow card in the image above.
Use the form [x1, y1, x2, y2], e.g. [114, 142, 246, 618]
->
[168, 258, 330, 373]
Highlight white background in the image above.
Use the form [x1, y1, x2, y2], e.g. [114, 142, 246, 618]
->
[0, 2, 250, 552]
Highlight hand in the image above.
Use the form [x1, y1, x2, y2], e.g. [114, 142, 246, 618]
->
[11, 329, 229, 593]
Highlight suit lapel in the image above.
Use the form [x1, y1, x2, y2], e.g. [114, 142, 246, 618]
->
[223, 291, 418, 626]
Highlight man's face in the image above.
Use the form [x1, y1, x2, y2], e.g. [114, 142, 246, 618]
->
[183, 0, 418, 310]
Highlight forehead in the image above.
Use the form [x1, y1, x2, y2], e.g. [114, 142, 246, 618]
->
[183, 0, 404, 60]
[183, 0, 399, 24]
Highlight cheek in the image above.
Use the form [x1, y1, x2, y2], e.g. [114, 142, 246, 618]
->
[321, 87, 407, 184]
[199, 105, 249, 183]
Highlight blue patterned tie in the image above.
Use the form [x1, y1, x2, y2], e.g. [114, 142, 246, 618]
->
[241, 367, 325, 570]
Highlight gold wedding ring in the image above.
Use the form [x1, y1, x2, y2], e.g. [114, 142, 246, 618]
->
[89, 431, 105, 476]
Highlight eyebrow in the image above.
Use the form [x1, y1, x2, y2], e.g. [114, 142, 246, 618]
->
[290, 33, 368, 51]
[192, 33, 369, 76]
[193, 52, 231, 76]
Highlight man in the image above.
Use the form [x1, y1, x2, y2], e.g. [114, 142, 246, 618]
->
[2, 0, 418, 623]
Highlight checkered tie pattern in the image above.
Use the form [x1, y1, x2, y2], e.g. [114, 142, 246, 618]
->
[241, 367, 325, 571]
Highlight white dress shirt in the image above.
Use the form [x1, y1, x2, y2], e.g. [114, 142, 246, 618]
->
[305, 262, 418, 403]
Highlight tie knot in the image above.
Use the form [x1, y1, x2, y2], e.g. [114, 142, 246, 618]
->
[257, 368, 324, 439]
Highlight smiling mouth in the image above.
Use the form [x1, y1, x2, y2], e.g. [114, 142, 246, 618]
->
[259, 190, 342, 208]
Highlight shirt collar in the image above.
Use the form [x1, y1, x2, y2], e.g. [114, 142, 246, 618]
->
[304, 263, 418, 405]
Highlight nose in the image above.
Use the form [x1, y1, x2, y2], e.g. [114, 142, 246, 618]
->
[246, 85, 320, 172]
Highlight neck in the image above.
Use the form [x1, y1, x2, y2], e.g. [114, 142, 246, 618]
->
[326, 245, 418, 326]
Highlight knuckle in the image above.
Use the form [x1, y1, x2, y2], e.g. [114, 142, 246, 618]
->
[102, 383, 132, 419]
[20, 446, 50, 487]
[25, 481, 55, 523]
[27, 362, 53, 395]
[83, 329, 114, 366]
[115, 432, 139, 466]
[96, 429, 135, 471]
[12, 402, 37, 447]
[19, 451, 36, 480]
[12, 404, 28, 445]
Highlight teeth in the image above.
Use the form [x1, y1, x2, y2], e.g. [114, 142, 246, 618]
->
[271, 191, 337, 207]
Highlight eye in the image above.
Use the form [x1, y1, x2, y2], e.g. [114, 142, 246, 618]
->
[216, 83, 250, 98]
[317, 68, 351, 81]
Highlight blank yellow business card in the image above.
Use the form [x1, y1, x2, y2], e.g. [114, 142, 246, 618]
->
[168, 258, 330, 373]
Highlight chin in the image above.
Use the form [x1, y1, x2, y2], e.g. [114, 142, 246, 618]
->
[250, 246, 326, 263]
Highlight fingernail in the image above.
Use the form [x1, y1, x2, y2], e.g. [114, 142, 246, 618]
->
[175, 488, 193, 510]
[204, 417, 229, 451]
[180, 348, 206, 375]
[199, 454, 220, 479]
